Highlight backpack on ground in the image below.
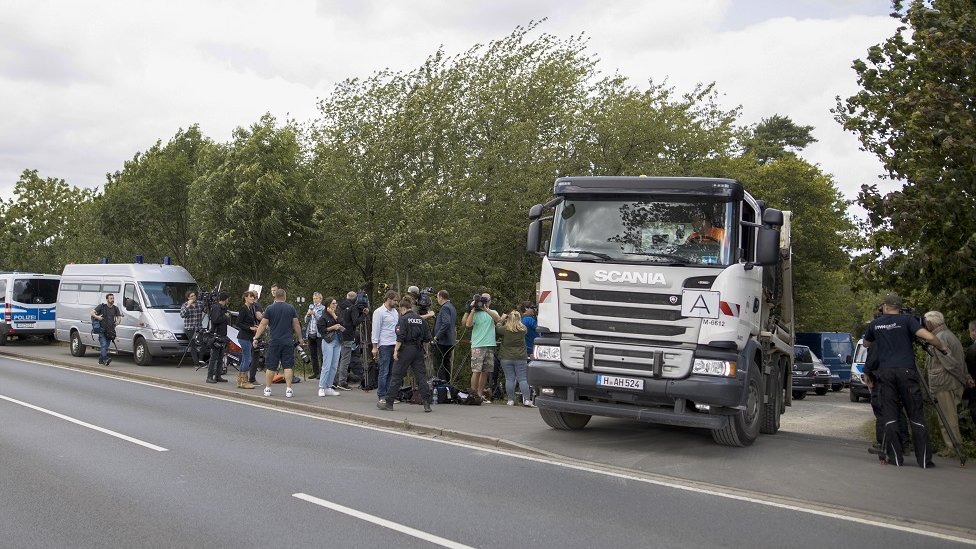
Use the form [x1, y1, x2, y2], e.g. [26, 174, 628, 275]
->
[456, 388, 483, 406]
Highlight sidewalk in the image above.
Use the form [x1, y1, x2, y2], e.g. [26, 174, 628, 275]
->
[0, 340, 550, 456]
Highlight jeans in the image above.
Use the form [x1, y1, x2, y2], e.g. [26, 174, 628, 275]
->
[500, 359, 530, 403]
[98, 333, 111, 363]
[337, 341, 354, 385]
[319, 337, 341, 389]
[376, 345, 395, 399]
[238, 338, 252, 375]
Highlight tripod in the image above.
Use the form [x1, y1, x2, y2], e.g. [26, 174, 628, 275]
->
[919, 343, 967, 467]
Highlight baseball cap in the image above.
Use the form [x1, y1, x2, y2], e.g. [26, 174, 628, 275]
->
[883, 293, 903, 309]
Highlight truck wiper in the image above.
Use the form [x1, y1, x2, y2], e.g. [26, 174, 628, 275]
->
[624, 252, 691, 263]
[552, 249, 614, 260]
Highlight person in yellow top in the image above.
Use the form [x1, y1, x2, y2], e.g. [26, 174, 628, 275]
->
[687, 210, 726, 244]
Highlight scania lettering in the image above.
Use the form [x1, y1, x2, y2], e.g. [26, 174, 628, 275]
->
[526, 176, 795, 446]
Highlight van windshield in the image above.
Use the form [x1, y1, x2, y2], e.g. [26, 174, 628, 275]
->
[140, 282, 198, 309]
[13, 278, 59, 305]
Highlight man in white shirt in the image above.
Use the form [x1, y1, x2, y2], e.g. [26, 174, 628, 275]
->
[371, 290, 400, 403]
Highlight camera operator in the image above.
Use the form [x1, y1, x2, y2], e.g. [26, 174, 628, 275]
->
[463, 291, 501, 402]
[922, 310, 972, 455]
[407, 286, 436, 321]
[180, 291, 205, 366]
[335, 290, 364, 391]
[304, 292, 325, 380]
[205, 291, 231, 384]
[378, 296, 433, 412]
[432, 290, 456, 382]
[863, 294, 948, 468]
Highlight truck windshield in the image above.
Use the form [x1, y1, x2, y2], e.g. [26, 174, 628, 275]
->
[139, 281, 198, 309]
[549, 198, 734, 266]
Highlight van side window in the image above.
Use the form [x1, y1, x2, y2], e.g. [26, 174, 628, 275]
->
[0, 280, 5, 303]
[123, 283, 142, 311]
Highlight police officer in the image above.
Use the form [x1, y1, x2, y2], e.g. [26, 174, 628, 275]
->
[863, 294, 949, 468]
[377, 296, 432, 413]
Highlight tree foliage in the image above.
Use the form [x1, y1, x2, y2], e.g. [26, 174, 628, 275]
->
[835, 0, 976, 328]
[742, 114, 817, 164]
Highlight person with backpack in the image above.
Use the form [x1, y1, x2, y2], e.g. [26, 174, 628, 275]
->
[91, 293, 124, 366]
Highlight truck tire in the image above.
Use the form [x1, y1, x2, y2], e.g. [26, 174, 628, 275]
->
[713, 368, 763, 447]
[792, 391, 806, 400]
[815, 387, 828, 396]
[539, 408, 591, 430]
[133, 337, 153, 366]
[70, 330, 87, 357]
[761, 361, 783, 434]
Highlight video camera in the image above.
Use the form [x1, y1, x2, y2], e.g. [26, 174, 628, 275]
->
[198, 285, 221, 311]
[417, 287, 434, 316]
[355, 284, 371, 312]
[466, 293, 489, 312]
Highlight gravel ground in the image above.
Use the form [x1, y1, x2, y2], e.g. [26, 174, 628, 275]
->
[780, 388, 875, 440]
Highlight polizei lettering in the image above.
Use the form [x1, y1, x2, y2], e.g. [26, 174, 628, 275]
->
[593, 270, 667, 285]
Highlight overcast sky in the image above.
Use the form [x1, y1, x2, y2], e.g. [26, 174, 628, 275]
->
[0, 0, 899, 203]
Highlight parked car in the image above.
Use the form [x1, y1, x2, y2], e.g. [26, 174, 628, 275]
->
[792, 345, 832, 399]
[796, 332, 853, 391]
[849, 338, 871, 402]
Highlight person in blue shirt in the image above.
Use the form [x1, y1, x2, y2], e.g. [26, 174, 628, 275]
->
[519, 302, 539, 357]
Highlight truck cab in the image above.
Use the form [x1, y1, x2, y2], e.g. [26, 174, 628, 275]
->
[526, 176, 793, 446]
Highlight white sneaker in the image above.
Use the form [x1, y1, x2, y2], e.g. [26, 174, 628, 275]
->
[324, 388, 340, 396]
[318, 388, 326, 397]
[263, 387, 272, 397]
[523, 400, 537, 408]
[285, 388, 294, 398]
[507, 400, 515, 406]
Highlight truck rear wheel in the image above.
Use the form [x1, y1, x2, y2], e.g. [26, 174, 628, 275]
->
[713, 369, 763, 447]
[539, 408, 591, 430]
[761, 361, 783, 435]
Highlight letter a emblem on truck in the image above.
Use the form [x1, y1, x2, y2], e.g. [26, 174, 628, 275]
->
[681, 290, 720, 319]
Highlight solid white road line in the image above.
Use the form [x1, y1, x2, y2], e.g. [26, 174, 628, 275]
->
[293, 493, 476, 549]
[0, 394, 168, 452]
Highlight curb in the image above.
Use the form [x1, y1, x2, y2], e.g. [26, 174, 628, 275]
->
[1, 348, 552, 458]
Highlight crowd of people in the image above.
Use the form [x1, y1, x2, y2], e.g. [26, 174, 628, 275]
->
[174, 284, 540, 410]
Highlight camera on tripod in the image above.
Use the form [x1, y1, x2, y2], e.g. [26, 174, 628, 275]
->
[417, 287, 434, 315]
[356, 284, 371, 312]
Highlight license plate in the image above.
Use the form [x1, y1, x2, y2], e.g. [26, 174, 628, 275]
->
[812, 383, 824, 387]
[16, 322, 35, 329]
[597, 374, 644, 391]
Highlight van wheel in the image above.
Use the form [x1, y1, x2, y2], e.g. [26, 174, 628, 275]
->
[539, 408, 591, 430]
[713, 368, 763, 447]
[134, 337, 153, 366]
[70, 331, 87, 357]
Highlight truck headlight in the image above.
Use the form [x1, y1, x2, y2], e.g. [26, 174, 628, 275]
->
[693, 359, 735, 377]
[533, 345, 561, 361]
[152, 330, 176, 340]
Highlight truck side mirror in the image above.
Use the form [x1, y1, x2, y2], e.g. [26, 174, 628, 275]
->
[762, 208, 784, 227]
[527, 220, 542, 255]
[755, 226, 780, 266]
[529, 203, 544, 221]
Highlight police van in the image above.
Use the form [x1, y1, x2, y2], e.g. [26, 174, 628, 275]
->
[0, 272, 61, 345]
[55, 263, 198, 365]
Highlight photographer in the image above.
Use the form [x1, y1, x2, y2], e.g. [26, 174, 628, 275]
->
[180, 291, 205, 366]
[463, 291, 501, 402]
[234, 291, 260, 389]
[91, 293, 124, 366]
[432, 290, 456, 382]
[922, 311, 971, 455]
[336, 290, 365, 391]
[519, 301, 539, 357]
[205, 291, 231, 384]
[863, 294, 948, 468]
[378, 296, 432, 412]
[407, 285, 436, 320]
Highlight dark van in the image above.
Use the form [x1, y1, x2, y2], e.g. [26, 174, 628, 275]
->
[795, 332, 854, 391]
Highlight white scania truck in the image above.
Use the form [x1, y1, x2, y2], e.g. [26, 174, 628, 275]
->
[526, 176, 794, 446]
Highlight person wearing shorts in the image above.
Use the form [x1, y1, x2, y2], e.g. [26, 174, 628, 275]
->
[252, 288, 305, 398]
[463, 292, 501, 402]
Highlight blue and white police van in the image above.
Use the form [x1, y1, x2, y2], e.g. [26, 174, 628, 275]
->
[0, 272, 61, 345]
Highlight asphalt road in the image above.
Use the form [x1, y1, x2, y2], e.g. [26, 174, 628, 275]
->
[2, 355, 974, 548]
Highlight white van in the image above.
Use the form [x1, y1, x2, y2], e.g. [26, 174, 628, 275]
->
[0, 272, 61, 345]
[55, 263, 198, 365]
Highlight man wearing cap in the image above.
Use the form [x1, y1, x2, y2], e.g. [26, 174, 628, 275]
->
[863, 294, 948, 468]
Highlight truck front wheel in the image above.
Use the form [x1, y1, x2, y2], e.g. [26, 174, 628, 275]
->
[761, 360, 784, 435]
[713, 369, 763, 447]
[539, 408, 592, 430]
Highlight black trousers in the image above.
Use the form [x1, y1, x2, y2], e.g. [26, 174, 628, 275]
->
[186, 328, 202, 364]
[207, 345, 225, 379]
[307, 335, 322, 377]
[431, 343, 454, 383]
[386, 345, 431, 405]
[249, 343, 260, 383]
[878, 367, 932, 467]
[871, 384, 909, 449]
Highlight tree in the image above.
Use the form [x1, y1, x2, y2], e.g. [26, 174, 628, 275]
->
[742, 114, 817, 164]
[0, 170, 97, 273]
[835, 0, 976, 328]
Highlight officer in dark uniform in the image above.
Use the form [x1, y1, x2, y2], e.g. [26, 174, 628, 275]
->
[206, 291, 231, 384]
[377, 296, 433, 412]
